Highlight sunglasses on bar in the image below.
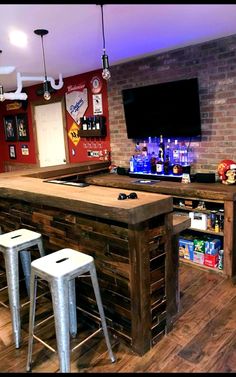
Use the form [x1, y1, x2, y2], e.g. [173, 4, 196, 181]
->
[118, 192, 138, 200]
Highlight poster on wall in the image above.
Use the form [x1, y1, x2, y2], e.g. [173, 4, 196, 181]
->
[16, 113, 29, 141]
[65, 84, 88, 126]
[3, 116, 17, 141]
[93, 93, 103, 115]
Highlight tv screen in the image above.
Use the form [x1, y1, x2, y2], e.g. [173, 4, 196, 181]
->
[122, 78, 202, 139]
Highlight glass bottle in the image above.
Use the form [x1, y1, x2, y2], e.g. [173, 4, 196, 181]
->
[142, 140, 148, 157]
[150, 151, 157, 174]
[156, 150, 164, 174]
[159, 134, 165, 160]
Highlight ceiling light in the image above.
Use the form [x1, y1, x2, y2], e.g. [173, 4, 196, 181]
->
[9, 30, 27, 48]
[34, 29, 52, 101]
[100, 4, 111, 81]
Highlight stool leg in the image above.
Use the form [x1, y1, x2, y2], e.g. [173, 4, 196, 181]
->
[69, 279, 77, 337]
[51, 279, 70, 373]
[4, 249, 21, 348]
[19, 250, 31, 296]
[36, 239, 45, 257]
[89, 263, 116, 363]
[26, 272, 38, 372]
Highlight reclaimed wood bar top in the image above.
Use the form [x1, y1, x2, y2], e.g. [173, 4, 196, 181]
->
[0, 162, 173, 225]
[85, 172, 236, 201]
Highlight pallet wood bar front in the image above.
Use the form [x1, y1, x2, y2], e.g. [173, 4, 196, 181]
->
[0, 162, 183, 355]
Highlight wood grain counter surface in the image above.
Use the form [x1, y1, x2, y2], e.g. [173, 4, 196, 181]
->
[85, 172, 236, 201]
[0, 163, 173, 225]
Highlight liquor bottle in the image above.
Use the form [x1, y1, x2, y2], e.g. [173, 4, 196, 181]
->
[150, 151, 157, 174]
[95, 116, 100, 130]
[143, 155, 150, 173]
[81, 116, 87, 130]
[87, 117, 92, 130]
[156, 150, 164, 174]
[172, 139, 182, 175]
[179, 141, 188, 166]
[172, 139, 180, 165]
[134, 142, 141, 156]
[164, 152, 170, 175]
[158, 134, 165, 160]
[142, 140, 148, 157]
[166, 138, 173, 165]
[129, 155, 136, 173]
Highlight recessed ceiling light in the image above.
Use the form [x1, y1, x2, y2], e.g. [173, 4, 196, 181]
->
[9, 30, 27, 48]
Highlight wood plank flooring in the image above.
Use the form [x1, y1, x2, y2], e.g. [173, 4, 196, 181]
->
[0, 263, 235, 373]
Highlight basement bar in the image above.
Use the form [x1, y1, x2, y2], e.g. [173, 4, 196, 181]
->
[0, 161, 192, 355]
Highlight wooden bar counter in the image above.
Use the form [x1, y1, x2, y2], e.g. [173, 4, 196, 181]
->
[0, 162, 186, 355]
[85, 171, 236, 282]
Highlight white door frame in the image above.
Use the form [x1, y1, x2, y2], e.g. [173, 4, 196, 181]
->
[31, 96, 69, 167]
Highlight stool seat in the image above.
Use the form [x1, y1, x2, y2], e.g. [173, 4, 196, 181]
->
[26, 248, 116, 373]
[0, 228, 45, 349]
[0, 229, 42, 250]
[31, 248, 94, 278]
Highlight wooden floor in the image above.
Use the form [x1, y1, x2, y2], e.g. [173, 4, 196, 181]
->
[0, 263, 236, 373]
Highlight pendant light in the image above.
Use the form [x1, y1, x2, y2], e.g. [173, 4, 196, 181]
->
[100, 4, 111, 80]
[0, 85, 5, 102]
[34, 29, 51, 100]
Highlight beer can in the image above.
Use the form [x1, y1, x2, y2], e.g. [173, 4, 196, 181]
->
[218, 249, 224, 270]
[210, 210, 217, 230]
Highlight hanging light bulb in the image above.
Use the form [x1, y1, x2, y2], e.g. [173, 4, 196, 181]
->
[34, 29, 51, 100]
[100, 5, 111, 81]
[43, 80, 51, 101]
[0, 85, 5, 102]
[102, 51, 111, 80]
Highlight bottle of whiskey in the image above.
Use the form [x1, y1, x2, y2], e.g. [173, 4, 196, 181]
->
[150, 151, 157, 174]
[156, 150, 164, 174]
[164, 151, 170, 175]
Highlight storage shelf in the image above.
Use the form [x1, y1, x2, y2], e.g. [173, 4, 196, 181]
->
[173, 205, 223, 215]
[187, 227, 224, 236]
[180, 258, 224, 275]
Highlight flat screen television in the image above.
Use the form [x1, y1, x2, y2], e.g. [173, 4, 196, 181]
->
[122, 78, 202, 139]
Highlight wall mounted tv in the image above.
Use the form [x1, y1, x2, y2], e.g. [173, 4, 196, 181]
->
[122, 78, 202, 139]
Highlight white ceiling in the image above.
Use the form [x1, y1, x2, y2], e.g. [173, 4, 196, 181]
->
[1, 4, 236, 92]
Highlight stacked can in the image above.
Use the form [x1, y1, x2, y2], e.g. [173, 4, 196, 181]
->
[218, 249, 224, 270]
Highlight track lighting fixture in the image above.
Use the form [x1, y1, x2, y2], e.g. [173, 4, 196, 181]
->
[100, 4, 111, 80]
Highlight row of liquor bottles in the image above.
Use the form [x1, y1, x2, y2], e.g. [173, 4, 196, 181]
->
[129, 136, 193, 175]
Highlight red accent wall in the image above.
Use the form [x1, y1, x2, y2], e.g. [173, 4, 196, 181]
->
[0, 69, 110, 172]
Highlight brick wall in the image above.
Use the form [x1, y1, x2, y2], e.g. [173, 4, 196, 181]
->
[107, 34, 236, 175]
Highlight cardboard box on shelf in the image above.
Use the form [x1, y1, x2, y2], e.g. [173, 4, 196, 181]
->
[204, 253, 219, 268]
[179, 238, 194, 261]
[193, 239, 205, 253]
[204, 238, 222, 255]
[189, 212, 208, 230]
[194, 250, 205, 265]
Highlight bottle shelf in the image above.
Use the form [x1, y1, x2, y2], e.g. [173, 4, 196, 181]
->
[78, 129, 106, 138]
[79, 115, 106, 138]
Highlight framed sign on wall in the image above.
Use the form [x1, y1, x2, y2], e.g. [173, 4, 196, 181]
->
[16, 113, 29, 141]
[3, 116, 17, 141]
[9, 144, 16, 159]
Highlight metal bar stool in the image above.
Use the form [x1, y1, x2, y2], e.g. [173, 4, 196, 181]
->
[0, 228, 45, 348]
[26, 248, 116, 373]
